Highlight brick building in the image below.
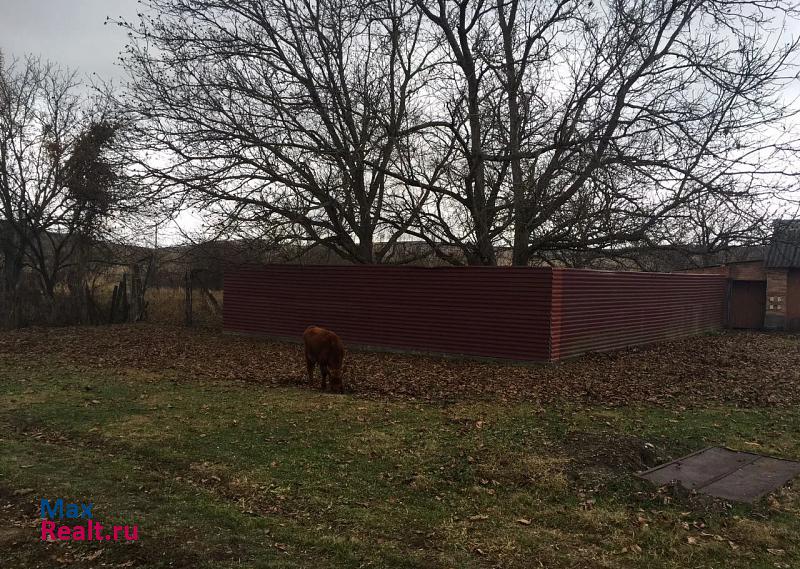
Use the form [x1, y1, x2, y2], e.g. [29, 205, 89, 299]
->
[682, 220, 800, 330]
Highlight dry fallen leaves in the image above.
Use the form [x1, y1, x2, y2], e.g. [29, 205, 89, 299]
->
[1, 325, 798, 408]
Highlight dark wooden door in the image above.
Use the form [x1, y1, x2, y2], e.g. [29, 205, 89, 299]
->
[729, 280, 766, 329]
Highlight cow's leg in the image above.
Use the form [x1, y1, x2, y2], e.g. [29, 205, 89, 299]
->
[305, 356, 316, 384]
[320, 364, 329, 391]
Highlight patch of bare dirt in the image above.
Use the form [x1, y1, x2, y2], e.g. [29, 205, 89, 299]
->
[565, 431, 651, 472]
[1, 324, 798, 407]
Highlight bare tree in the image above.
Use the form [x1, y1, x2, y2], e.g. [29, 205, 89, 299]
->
[0, 55, 133, 324]
[405, 0, 800, 265]
[0, 57, 82, 299]
[391, 0, 578, 265]
[119, 0, 441, 263]
[402, 0, 509, 265]
[120, 0, 800, 266]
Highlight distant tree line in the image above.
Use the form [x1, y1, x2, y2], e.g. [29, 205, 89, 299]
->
[116, 0, 800, 266]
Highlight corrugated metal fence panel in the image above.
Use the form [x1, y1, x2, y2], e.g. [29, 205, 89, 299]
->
[551, 269, 727, 360]
[224, 265, 553, 361]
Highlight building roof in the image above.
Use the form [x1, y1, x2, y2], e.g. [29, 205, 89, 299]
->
[765, 220, 800, 268]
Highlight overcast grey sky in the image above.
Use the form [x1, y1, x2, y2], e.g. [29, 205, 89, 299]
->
[0, 0, 139, 83]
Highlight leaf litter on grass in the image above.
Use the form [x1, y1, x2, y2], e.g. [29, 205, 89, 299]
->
[0, 324, 798, 408]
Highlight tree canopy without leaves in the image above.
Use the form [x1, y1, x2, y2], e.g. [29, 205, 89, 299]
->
[0, 54, 134, 310]
[120, 0, 444, 263]
[119, 0, 800, 265]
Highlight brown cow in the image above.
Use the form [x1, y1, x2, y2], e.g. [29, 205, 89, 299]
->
[303, 326, 345, 393]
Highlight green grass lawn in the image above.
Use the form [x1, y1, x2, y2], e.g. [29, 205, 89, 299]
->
[1, 357, 799, 568]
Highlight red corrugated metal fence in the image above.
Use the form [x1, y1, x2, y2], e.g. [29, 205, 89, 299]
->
[224, 265, 553, 360]
[224, 265, 727, 361]
[550, 269, 727, 360]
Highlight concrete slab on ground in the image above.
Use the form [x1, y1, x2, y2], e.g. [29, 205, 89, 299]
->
[638, 446, 800, 503]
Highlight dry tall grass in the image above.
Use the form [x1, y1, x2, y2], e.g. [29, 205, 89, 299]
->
[145, 287, 223, 328]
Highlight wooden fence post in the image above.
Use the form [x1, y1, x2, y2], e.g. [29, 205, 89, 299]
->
[119, 274, 129, 323]
[109, 284, 119, 324]
[184, 270, 193, 326]
[130, 264, 141, 323]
